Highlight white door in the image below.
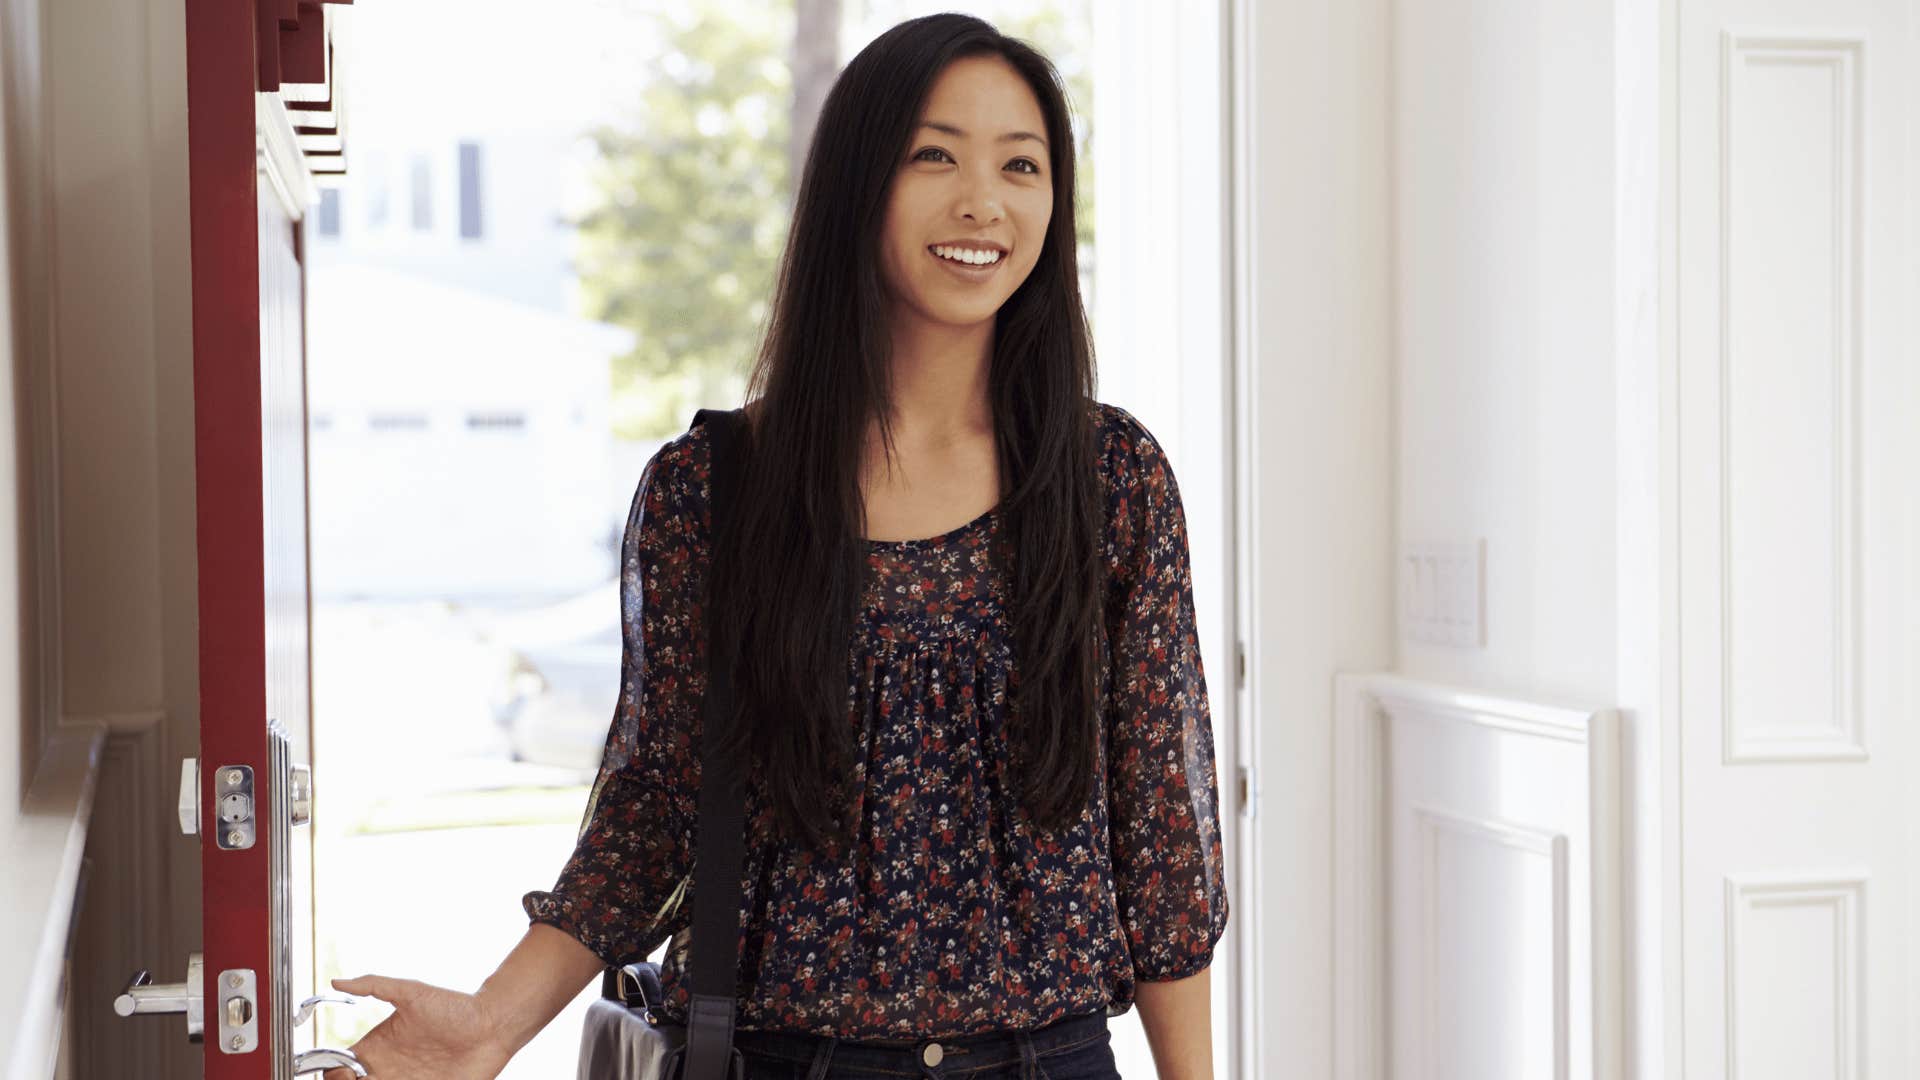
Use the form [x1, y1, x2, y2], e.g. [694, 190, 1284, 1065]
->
[1675, 0, 1917, 1076]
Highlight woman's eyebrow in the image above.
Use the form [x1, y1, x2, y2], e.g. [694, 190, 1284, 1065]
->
[917, 120, 1048, 149]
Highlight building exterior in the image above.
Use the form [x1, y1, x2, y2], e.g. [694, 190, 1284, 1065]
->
[305, 259, 631, 601]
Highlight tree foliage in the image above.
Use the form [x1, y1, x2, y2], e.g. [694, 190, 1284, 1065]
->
[569, 0, 796, 438]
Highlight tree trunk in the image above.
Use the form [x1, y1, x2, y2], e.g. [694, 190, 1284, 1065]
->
[788, 0, 842, 201]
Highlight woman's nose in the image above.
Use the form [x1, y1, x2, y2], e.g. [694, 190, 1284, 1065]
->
[956, 188, 1004, 223]
[954, 166, 1005, 221]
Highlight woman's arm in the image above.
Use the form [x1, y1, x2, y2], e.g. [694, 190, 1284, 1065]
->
[1099, 404, 1231, 1080]
[1135, 966, 1215, 1080]
[472, 923, 607, 1060]
[322, 925, 602, 1079]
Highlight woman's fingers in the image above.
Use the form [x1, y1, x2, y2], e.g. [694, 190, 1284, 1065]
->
[331, 973, 403, 1000]
[314, 973, 497, 1079]
[320, 979, 385, 1077]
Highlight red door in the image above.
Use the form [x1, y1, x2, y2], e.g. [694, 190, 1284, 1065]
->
[183, 2, 347, 1075]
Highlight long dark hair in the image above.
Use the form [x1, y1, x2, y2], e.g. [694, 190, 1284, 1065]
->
[708, 13, 1103, 859]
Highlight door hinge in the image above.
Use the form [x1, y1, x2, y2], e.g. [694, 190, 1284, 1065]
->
[1235, 640, 1246, 690]
[1237, 764, 1256, 818]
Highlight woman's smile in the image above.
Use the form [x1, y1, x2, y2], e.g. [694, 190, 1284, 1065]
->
[927, 243, 1007, 282]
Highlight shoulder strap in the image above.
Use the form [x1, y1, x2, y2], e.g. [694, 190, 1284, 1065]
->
[682, 406, 747, 1080]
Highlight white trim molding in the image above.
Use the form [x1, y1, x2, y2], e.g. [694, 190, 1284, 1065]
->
[1224, 0, 1263, 1074]
[0, 721, 107, 1080]
[1721, 870, 1869, 1080]
[256, 93, 316, 224]
[1333, 672, 1624, 1080]
[1715, 31, 1868, 766]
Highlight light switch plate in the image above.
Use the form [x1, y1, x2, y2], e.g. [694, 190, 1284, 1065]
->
[1400, 539, 1485, 647]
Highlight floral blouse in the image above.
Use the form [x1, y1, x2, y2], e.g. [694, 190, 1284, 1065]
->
[522, 399, 1229, 1039]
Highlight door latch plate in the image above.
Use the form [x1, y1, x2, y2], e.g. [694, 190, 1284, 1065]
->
[213, 764, 256, 850]
[215, 968, 258, 1054]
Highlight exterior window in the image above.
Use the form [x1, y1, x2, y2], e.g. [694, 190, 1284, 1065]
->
[466, 411, 526, 431]
[367, 151, 389, 227]
[317, 188, 341, 237]
[410, 154, 432, 231]
[458, 141, 483, 240]
[369, 413, 430, 432]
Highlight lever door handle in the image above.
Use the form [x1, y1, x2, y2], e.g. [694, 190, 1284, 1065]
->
[112, 953, 205, 1041]
[291, 991, 364, 1027]
[292, 1048, 367, 1077]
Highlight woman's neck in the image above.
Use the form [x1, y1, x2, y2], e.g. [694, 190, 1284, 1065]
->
[883, 316, 994, 442]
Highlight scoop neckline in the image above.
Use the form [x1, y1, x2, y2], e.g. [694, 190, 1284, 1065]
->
[863, 503, 1001, 547]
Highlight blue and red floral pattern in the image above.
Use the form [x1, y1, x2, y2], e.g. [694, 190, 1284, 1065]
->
[522, 400, 1228, 1039]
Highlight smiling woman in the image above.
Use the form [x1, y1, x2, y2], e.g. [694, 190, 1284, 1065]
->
[327, 12, 1226, 1080]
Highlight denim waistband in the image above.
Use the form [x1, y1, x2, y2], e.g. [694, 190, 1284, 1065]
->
[730, 1005, 1109, 1078]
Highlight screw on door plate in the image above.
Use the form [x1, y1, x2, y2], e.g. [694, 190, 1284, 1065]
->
[213, 765, 255, 850]
[216, 968, 258, 1054]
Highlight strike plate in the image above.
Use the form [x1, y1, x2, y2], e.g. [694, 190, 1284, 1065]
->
[215, 968, 258, 1054]
[212, 764, 255, 850]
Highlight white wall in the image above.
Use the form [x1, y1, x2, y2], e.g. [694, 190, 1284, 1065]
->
[1393, 0, 1621, 704]
[1390, 2, 1671, 1078]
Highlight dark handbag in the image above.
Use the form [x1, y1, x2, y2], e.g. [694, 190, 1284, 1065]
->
[577, 406, 751, 1080]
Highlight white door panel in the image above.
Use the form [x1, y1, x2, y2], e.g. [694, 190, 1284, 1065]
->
[1675, 1, 1915, 1077]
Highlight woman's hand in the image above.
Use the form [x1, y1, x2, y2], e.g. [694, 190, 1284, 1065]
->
[320, 974, 516, 1080]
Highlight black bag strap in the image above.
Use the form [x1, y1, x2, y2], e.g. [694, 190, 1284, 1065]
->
[681, 406, 748, 1080]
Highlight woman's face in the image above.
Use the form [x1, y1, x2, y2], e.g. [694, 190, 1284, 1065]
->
[878, 54, 1054, 332]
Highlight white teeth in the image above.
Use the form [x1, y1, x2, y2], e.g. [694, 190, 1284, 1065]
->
[932, 245, 1003, 266]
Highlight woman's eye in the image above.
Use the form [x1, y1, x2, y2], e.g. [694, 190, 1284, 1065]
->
[912, 147, 1043, 175]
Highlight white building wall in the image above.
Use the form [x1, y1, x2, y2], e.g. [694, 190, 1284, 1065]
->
[304, 264, 628, 601]
[303, 0, 650, 602]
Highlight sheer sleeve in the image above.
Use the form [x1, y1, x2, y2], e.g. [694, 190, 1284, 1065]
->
[521, 432, 708, 968]
[1101, 405, 1230, 982]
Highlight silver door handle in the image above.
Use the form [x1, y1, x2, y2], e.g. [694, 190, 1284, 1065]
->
[289, 762, 313, 826]
[112, 952, 205, 1042]
[292, 991, 364, 1027]
[293, 1048, 367, 1077]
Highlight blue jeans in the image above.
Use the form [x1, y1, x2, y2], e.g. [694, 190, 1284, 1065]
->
[730, 1006, 1122, 1079]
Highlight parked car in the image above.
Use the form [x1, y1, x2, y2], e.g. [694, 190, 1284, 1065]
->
[506, 627, 622, 776]
[463, 582, 623, 779]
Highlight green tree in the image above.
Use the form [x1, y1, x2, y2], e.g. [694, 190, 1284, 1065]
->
[569, 0, 798, 439]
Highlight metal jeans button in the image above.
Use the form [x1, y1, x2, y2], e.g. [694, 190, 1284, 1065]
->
[921, 1041, 944, 1066]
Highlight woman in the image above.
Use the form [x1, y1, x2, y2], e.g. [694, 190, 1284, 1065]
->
[325, 13, 1227, 1080]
